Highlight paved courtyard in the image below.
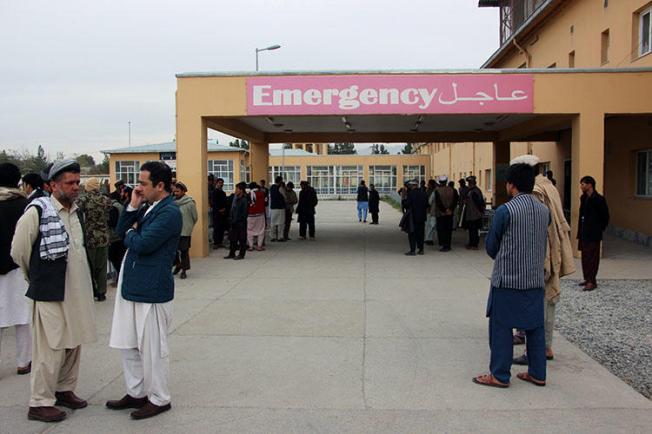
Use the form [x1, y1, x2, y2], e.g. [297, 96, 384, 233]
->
[1, 200, 651, 433]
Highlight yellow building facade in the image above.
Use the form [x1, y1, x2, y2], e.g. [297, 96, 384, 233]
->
[421, 0, 652, 246]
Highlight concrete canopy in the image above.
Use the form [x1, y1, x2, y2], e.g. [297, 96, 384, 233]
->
[176, 68, 652, 256]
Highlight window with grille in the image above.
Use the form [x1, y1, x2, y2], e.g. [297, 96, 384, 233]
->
[307, 166, 335, 195]
[403, 165, 425, 183]
[336, 166, 363, 194]
[270, 166, 301, 186]
[640, 7, 652, 56]
[115, 160, 140, 186]
[636, 150, 652, 196]
[208, 160, 234, 191]
[369, 165, 397, 193]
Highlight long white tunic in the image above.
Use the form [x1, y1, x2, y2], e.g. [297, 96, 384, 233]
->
[109, 200, 172, 354]
[0, 268, 30, 328]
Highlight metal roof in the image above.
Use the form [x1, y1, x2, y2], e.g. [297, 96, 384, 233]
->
[102, 140, 246, 154]
[269, 149, 316, 156]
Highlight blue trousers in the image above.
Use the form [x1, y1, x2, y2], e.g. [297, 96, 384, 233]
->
[487, 287, 546, 384]
[357, 201, 368, 221]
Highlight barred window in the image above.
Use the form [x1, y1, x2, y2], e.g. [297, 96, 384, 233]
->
[403, 165, 425, 183]
[115, 160, 140, 186]
[307, 166, 335, 195]
[208, 160, 234, 191]
[369, 165, 397, 193]
[636, 150, 652, 196]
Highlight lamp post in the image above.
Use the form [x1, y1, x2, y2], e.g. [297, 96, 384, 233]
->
[255, 44, 281, 71]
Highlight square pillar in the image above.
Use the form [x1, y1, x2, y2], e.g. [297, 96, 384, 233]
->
[571, 112, 605, 256]
[177, 117, 208, 258]
[250, 142, 269, 184]
[492, 140, 510, 207]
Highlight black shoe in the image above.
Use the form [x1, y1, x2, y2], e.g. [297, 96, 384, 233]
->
[180, 270, 187, 279]
[95, 294, 106, 302]
[106, 394, 148, 410]
[405, 251, 416, 256]
[223, 255, 235, 259]
[172, 266, 181, 275]
[417, 250, 424, 255]
[234, 256, 244, 260]
[513, 354, 528, 365]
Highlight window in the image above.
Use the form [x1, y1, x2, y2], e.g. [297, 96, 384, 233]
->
[640, 7, 652, 56]
[307, 166, 335, 195]
[636, 150, 652, 196]
[485, 169, 493, 192]
[270, 166, 301, 186]
[568, 51, 575, 67]
[115, 160, 140, 186]
[336, 165, 363, 194]
[601, 29, 610, 64]
[403, 165, 425, 183]
[369, 165, 397, 193]
[208, 160, 234, 191]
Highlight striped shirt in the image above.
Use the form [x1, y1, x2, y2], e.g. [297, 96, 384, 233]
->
[487, 193, 550, 290]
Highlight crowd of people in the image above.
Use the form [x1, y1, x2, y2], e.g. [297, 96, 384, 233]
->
[208, 176, 319, 259]
[398, 174, 487, 255]
[0, 155, 612, 423]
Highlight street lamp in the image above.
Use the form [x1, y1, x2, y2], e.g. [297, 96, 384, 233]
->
[255, 44, 281, 71]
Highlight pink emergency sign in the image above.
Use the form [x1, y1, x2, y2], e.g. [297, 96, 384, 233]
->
[246, 74, 533, 115]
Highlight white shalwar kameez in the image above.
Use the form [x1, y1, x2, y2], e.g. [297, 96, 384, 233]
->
[109, 202, 173, 406]
[0, 268, 31, 368]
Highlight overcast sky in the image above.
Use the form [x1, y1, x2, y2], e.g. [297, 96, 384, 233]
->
[0, 0, 498, 160]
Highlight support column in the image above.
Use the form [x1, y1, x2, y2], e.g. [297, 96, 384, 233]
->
[250, 142, 269, 184]
[571, 112, 605, 256]
[492, 140, 510, 207]
[177, 117, 208, 258]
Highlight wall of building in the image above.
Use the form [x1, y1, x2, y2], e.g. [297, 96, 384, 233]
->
[495, 0, 652, 68]
[604, 116, 652, 241]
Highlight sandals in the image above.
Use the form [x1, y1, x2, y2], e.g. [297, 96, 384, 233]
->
[472, 374, 509, 388]
[517, 372, 546, 387]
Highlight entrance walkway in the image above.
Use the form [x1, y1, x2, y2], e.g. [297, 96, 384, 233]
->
[1, 201, 651, 433]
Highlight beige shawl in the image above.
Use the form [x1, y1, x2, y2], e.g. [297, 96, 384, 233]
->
[533, 175, 576, 301]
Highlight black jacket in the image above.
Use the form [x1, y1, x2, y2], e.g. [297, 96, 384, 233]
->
[368, 190, 380, 213]
[211, 189, 227, 217]
[402, 189, 429, 224]
[578, 191, 610, 242]
[356, 186, 369, 202]
[0, 194, 28, 275]
[229, 194, 249, 226]
[269, 184, 286, 210]
[297, 187, 318, 220]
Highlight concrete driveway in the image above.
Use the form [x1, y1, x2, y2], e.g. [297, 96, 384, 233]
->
[1, 200, 650, 433]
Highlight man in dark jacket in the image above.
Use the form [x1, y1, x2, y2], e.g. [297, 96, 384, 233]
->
[211, 178, 228, 249]
[297, 181, 318, 240]
[402, 179, 429, 255]
[577, 176, 610, 291]
[368, 184, 380, 225]
[435, 176, 457, 252]
[463, 176, 485, 250]
[225, 182, 249, 259]
[356, 180, 369, 223]
[0, 163, 32, 378]
[22, 172, 47, 202]
[107, 161, 182, 420]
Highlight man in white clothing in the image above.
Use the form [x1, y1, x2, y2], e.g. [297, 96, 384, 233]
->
[106, 162, 182, 420]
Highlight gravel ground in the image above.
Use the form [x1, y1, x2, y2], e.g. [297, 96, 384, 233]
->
[556, 279, 652, 399]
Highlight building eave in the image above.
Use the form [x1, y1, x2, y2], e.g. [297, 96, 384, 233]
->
[481, 0, 571, 68]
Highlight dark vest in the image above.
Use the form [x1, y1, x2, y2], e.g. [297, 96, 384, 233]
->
[24, 205, 89, 302]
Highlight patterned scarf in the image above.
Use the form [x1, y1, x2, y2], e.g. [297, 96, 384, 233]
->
[27, 197, 69, 261]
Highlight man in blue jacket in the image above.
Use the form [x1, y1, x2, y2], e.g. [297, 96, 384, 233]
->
[107, 162, 182, 420]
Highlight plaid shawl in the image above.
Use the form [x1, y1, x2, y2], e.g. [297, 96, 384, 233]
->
[27, 197, 69, 261]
